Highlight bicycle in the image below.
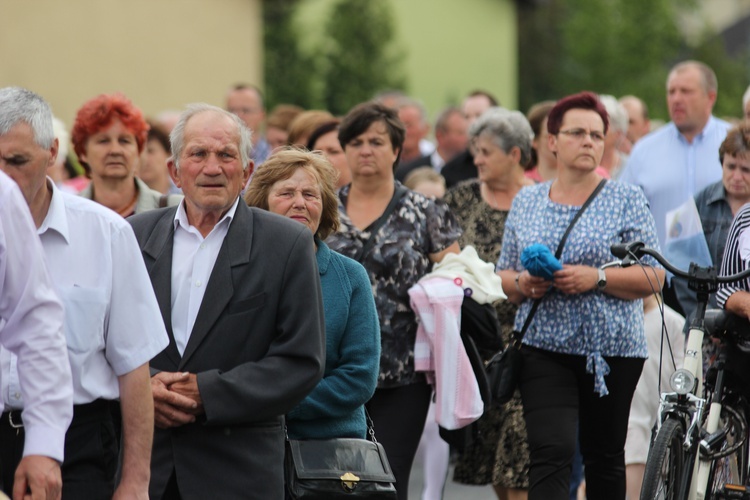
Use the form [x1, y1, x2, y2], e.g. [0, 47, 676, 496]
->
[605, 241, 750, 500]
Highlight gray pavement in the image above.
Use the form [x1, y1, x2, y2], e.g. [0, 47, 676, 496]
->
[408, 448, 497, 500]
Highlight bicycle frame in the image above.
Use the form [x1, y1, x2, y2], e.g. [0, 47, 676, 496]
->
[611, 242, 750, 500]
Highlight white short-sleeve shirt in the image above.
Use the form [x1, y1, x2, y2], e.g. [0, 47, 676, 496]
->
[1, 180, 169, 405]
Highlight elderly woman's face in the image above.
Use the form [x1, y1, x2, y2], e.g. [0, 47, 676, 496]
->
[722, 153, 750, 201]
[344, 121, 398, 180]
[267, 168, 323, 235]
[473, 134, 519, 183]
[81, 118, 140, 181]
[548, 109, 605, 172]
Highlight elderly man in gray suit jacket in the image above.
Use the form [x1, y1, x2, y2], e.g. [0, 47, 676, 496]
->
[128, 103, 326, 500]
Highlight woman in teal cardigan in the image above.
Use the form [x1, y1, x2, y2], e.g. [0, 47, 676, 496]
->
[245, 147, 380, 439]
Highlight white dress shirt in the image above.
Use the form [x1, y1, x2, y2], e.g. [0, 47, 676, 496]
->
[171, 198, 239, 355]
[0, 172, 72, 461]
[1, 180, 169, 406]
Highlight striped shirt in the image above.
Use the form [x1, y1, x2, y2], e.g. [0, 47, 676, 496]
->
[717, 203, 750, 307]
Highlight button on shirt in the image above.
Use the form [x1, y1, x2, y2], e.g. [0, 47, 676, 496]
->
[619, 116, 731, 247]
[1, 180, 169, 406]
[0, 173, 72, 461]
[171, 198, 238, 356]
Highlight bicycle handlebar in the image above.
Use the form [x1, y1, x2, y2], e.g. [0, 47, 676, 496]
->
[610, 241, 750, 285]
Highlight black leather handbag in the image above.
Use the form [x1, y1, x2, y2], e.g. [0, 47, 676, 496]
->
[284, 420, 397, 499]
[487, 179, 607, 406]
[284, 438, 397, 499]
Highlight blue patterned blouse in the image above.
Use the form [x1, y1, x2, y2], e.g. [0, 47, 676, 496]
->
[496, 180, 662, 395]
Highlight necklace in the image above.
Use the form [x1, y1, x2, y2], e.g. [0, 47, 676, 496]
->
[114, 189, 139, 217]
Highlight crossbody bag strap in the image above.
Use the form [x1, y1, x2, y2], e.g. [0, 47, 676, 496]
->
[513, 179, 608, 344]
[352, 184, 408, 263]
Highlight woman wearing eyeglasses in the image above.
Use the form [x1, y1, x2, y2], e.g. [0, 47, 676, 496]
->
[495, 92, 665, 500]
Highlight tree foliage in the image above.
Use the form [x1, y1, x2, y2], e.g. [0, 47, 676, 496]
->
[263, 0, 408, 115]
[519, 0, 748, 121]
[319, 0, 407, 115]
[263, 0, 316, 109]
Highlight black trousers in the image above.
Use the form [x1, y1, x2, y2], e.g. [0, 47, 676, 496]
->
[0, 400, 118, 500]
[519, 346, 644, 500]
[366, 381, 432, 500]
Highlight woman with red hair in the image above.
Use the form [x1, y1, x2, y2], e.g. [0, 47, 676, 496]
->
[73, 93, 181, 216]
[496, 92, 665, 499]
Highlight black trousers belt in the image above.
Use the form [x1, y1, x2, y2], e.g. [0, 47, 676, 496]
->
[1, 398, 113, 429]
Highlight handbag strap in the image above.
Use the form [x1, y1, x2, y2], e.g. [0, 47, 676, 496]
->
[351, 184, 408, 263]
[513, 179, 607, 344]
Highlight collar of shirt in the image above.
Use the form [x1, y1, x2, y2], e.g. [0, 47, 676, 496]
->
[431, 150, 446, 172]
[37, 178, 70, 244]
[173, 197, 240, 238]
[672, 115, 721, 145]
[705, 180, 728, 206]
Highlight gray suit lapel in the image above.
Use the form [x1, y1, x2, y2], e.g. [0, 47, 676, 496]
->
[142, 210, 181, 367]
[179, 202, 254, 368]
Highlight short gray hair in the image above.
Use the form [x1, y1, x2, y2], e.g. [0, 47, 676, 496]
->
[170, 103, 253, 170]
[669, 60, 718, 94]
[396, 97, 428, 125]
[469, 107, 534, 167]
[599, 95, 628, 133]
[0, 87, 55, 149]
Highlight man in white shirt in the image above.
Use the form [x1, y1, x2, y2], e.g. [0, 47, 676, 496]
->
[0, 87, 169, 499]
[0, 170, 72, 500]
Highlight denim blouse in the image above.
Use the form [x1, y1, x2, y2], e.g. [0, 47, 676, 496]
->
[673, 181, 734, 312]
[497, 181, 661, 395]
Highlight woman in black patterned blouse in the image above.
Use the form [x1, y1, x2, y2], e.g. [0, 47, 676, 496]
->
[326, 102, 461, 500]
[444, 107, 535, 500]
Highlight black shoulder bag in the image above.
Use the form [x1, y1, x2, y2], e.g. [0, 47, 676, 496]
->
[487, 179, 607, 406]
[284, 412, 397, 499]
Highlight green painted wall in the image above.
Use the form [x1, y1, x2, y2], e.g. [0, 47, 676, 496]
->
[295, 0, 518, 122]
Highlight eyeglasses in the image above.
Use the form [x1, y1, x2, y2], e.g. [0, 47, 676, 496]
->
[558, 129, 606, 143]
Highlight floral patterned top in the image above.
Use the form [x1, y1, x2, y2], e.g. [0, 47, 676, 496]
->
[496, 180, 661, 395]
[443, 181, 518, 359]
[326, 182, 462, 388]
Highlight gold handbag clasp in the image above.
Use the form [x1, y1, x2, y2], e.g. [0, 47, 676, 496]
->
[340, 472, 360, 492]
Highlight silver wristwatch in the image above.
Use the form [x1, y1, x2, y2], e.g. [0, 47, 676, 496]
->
[597, 267, 607, 290]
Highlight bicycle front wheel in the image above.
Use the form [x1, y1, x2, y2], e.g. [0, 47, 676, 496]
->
[703, 403, 748, 497]
[641, 417, 686, 500]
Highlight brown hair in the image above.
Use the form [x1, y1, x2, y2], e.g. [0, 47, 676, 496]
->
[719, 121, 750, 163]
[266, 104, 304, 131]
[287, 110, 335, 146]
[244, 147, 340, 240]
[338, 101, 405, 168]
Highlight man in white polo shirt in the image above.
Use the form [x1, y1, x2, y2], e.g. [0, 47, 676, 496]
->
[0, 87, 169, 499]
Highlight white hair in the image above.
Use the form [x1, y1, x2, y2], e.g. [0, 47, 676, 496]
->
[0, 87, 55, 149]
[469, 106, 534, 167]
[170, 103, 253, 170]
[599, 95, 628, 133]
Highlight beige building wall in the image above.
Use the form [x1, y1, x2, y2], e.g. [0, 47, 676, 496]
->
[0, 0, 263, 129]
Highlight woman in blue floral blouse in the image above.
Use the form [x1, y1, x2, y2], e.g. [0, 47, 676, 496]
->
[326, 102, 461, 500]
[496, 92, 665, 500]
